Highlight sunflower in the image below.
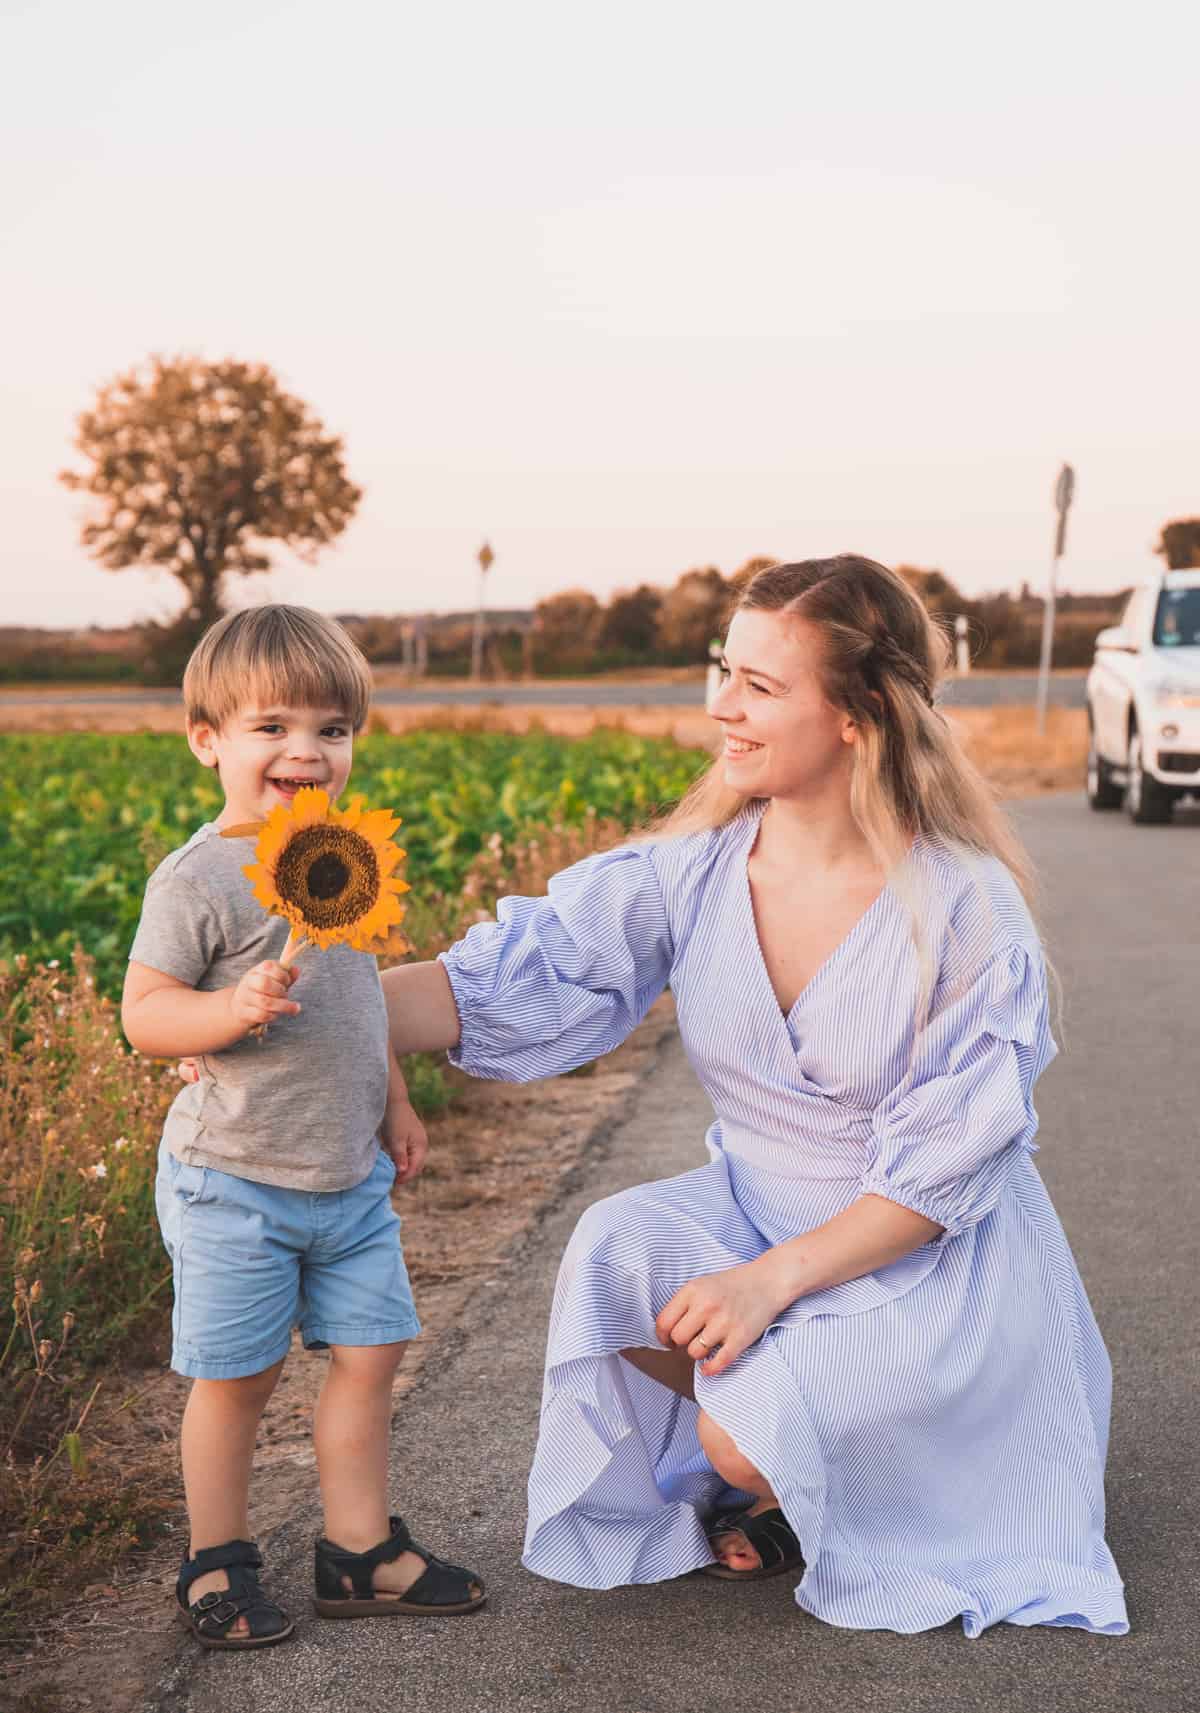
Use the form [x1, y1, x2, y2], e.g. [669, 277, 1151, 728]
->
[231, 787, 410, 961]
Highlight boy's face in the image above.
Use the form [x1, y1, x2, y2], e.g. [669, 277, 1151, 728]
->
[187, 702, 355, 827]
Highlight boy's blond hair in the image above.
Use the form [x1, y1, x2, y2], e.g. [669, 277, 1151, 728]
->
[183, 606, 374, 732]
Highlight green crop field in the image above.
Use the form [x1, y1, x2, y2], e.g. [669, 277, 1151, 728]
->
[0, 728, 708, 998]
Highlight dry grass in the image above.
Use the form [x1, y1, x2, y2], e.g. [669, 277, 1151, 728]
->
[0, 695, 1089, 798]
[946, 705, 1087, 796]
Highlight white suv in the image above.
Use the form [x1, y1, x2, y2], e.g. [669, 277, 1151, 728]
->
[1085, 569, 1200, 823]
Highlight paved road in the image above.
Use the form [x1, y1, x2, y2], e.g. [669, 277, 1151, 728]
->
[149, 793, 1197, 1713]
[1, 673, 1086, 711]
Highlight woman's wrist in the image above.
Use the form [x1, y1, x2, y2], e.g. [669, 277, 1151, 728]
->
[754, 1243, 814, 1314]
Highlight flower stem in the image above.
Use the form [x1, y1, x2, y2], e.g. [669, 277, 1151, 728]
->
[280, 932, 309, 969]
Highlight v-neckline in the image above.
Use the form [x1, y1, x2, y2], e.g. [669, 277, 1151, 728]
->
[738, 800, 896, 1029]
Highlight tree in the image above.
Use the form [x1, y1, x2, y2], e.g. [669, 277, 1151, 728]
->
[599, 584, 663, 655]
[533, 590, 602, 671]
[657, 566, 730, 659]
[894, 564, 966, 618]
[59, 356, 362, 633]
[1155, 519, 1200, 570]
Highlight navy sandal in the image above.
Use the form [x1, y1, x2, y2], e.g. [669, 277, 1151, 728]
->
[313, 1514, 486, 1617]
[176, 1539, 295, 1649]
[700, 1506, 804, 1581]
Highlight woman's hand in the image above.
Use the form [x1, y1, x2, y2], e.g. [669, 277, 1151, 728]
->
[381, 1097, 428, 1185]
[655, 1258, 785, 1379]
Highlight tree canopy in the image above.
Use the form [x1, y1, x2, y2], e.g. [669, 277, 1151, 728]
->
[1155, 519, 1200, 571]
[60, 356, 362, 630]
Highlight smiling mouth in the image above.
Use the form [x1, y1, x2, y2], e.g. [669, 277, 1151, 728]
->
[269, 777, 324, 797]
[724, 737, 763, 756]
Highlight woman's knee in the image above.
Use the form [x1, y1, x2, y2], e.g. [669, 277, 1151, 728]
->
[696, 1409, 764, 1490]
[567, 1183, 657, 1263]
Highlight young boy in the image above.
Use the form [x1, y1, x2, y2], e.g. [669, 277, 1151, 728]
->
[123, 605, 484, 1650]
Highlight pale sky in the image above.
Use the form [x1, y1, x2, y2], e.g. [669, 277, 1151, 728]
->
[3, 0, 1197, 628]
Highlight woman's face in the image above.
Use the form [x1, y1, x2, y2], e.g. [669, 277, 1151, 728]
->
[710, 608, 856, 800]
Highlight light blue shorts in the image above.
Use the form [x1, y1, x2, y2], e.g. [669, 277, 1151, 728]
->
[155, 1142, 421, 1380]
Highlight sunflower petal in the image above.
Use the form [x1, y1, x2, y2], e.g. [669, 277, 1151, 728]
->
[288, 786, 330, 828]
[355, 807, 401, 847]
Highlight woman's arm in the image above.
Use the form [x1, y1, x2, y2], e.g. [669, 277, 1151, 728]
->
[763, 1194, 942, 1302]
[656, 1194, 942, 1378]
[379, 960, 462, 1056]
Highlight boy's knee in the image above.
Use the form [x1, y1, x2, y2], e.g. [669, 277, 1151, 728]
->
[193, 1357, 285, 1409]
[328, 1341, 408, 1384]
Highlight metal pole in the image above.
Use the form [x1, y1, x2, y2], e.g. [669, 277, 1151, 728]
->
[471, 541, 494, 682]
[1035, 545, 1059, 735]
[705, 638, 723, 712]
[1036, 463, 1075, 736]
[471, 567, 486, 681]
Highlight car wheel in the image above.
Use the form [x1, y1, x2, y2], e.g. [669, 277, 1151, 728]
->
[1086, 722, 1122, 810]
[1126, 728, 1173, 824]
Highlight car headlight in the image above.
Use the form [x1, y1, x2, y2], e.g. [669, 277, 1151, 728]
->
[1149, 680, 1200, 709]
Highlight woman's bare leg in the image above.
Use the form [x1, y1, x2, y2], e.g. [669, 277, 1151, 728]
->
[696, 1409, 780, 1572]
[619, 1353, 780, 1570]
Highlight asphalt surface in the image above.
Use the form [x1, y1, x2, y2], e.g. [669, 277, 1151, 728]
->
[148, 792, 1197, 1713]
[1, 673, 1086, 710]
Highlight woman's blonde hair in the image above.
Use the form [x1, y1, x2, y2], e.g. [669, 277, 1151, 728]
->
[183, 605, 374, 732]
[652, 555, 1035, 908]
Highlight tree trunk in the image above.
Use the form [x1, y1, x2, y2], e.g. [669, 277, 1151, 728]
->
[177, 557, 224, 628]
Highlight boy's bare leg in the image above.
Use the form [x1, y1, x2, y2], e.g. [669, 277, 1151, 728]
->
[181, 1359, 286, 1637]
[315, 1343, 431, 1597]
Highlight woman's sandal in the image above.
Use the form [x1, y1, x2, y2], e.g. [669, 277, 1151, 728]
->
[313, 1514, 486, 1617]
[176, 1539, 295, 1649]
[700, 1506, 804, 1582]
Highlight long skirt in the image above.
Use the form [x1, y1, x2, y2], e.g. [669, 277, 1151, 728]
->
[522, 1149, 1128, 1636]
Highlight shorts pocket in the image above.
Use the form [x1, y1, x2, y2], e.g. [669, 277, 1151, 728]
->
[167, 1154, 210, 1206]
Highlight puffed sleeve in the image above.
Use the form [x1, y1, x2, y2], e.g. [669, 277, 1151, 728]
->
[438, 843, 674, 1082]
[859, 941, 1057, 1237]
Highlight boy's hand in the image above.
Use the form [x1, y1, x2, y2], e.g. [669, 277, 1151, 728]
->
[227, 960, 301, 1033]
[382, 1098, 428, 1185]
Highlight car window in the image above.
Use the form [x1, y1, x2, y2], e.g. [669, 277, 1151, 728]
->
[1154, 587, 1200, 648]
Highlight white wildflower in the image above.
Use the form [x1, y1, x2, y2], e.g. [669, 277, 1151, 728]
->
[112, 1136, 130, 1152]
[89, 1162, 108, 1180]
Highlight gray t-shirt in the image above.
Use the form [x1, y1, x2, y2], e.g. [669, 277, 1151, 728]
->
[129, 823, 390, 1191]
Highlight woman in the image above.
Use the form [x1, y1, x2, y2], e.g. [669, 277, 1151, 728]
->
[381, 556, 1128, 1637]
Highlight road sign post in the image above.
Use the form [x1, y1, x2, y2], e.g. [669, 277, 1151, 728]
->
[471, 540, 494, 682]
[954, 614, 970, 675]
[1036, 463, 1075, 734]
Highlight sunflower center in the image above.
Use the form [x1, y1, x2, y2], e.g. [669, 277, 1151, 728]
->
[274, 824, 381, 931]
[306, 852, 350, 900]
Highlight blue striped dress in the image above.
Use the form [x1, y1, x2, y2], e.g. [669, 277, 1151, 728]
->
[439, 800, 1128, 1637]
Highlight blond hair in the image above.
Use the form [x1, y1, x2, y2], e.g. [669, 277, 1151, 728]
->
[183, 605, 373, 732]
